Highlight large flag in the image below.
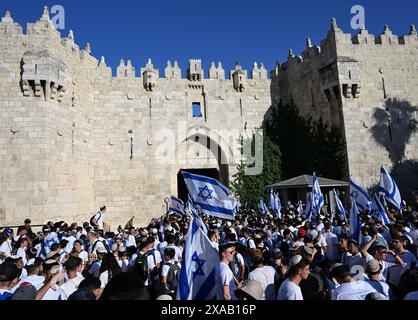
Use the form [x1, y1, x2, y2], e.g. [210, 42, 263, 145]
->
[305, 192, 313, 221]
[349, 179, 372, 211]
[124, 217, 135, 230]
[349, 198, 361, 241]
[260, 196, 268, 213]
[274, 193, 282, 219]
[312, 174, 324, 218]
[371, 193, 391, 225]
[177, 218, 219, 300]
[379, 165, 402, 211]
[187, 195, 208, 235]
[333, 189, 346, 218]
[169, 196, 185, 216]
[182, 171, 236, 220]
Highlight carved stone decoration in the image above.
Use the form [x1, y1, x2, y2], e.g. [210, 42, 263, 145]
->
[141, 59, 159, 91]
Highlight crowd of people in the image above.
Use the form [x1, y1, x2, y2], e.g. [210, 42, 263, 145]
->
[1, 198, 418, 301]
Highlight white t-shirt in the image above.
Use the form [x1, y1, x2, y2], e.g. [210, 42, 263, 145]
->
[278, 278, 303, 300]
[94, 211, 105, 230]
[62, 236, 76, 252]
[331, 280, 376, 300]
[42, 287, 68, 300]
[0, 240, 13, 262]
[161, 260, 181, 277]
[404, 291, 418, 300]
[216, 262, 236, 300]
[248, 265, 278, 300]
[59, 275, 84, 297]
[99, 270, 110, 289]
[164, 244, 182, 262]
[148, 249, 162, 269]
[77, 250, 89, 264]
[89, 239, 106, 255]
[12, 274, 45, 292]
[16, 248, 27, 266]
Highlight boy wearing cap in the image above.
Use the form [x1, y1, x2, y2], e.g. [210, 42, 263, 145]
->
[364, 259, 393, 299]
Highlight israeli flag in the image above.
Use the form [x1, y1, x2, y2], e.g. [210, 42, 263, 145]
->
[260, 196, 268, 213]
[379, 165, 402, 211]
[169, 196, 185, 215]
[333, 190, 346, 218]
[305, 192, 313, 221]
[187, 196, 208, 235]
[270, 190, 275, 210]
[296, 201, 303, 216]
[312, 174, 324, 217]
[182, 171, 236, 220]
[349, 179, 372, 211]
[349, 198, 361, 242]
[274, 193, 282, 219]
[371, 194, 391, 225]
[177, 217, 219, 300]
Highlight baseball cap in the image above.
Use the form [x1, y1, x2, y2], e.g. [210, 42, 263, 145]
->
[366, 259, 382, 273]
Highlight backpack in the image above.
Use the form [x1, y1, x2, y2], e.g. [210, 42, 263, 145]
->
[147, 249, 161, 298]
[91, 239, 110, 254]
[134, 251, 149, 283]
[165, 261, 180, 292]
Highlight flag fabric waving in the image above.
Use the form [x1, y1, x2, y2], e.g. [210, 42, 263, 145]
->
[177, 217, 219, 300]
[187, 195, 208, 235]
[181, 171, 236, 220]
[305, 192, 313, 221]
[371, 193, 391, 225]
[260, 196, 268, 213]
[274, 193, 282, 219]
[379, 165, 402, 211]
[169, 196, 185, 216]
[270, 190, 275, 210]
[312, 174, 324, 218]
[349, 198, 361, 242]
[296, 201, 303, 216]
[349, 179, 372, 211]
[333, 190, 346, 218]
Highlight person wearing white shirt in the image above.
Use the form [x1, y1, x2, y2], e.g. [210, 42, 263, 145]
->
[248, 249, 278, 300]
[0, 234, 13, 264]
[72, 240, 89, 265]
[92, 206, 106, 231]
[277, 255, 310, 300]
[88, 231, 106, 256]
[330, 263, 376, 300]
[364, 259, 393, 299]
[15, 237, 29, 266]
[86, 247, 107, 278]
[59, 257, 84, 297]
[11, 258, 45, 293]
[323, 223, 339, 262]
[62, 228, 77, 253]
[40, 261, 68, 300]
[216, 243, 237, 300]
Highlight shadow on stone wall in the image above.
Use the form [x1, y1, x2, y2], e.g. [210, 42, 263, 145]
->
[370, 98, 418, 199]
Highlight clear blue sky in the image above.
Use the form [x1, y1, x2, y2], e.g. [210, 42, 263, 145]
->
[1, 0, 417, 76]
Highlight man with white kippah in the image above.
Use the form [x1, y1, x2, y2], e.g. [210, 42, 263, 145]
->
[277, 255, 310, 300]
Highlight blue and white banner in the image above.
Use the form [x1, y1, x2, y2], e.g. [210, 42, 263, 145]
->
[177, 218, 219, 300]
[379, 165, 402, 211]
[312, 174, 324, 218]
[270, 190, 275, 210]
[169, 196, 185, 215]
[260, 196, 268, 213]
[349, 198, 361, 242]
[333, 189, 346, 218]
[182, 171, 236, 220]
[349, 179, 372, 211]
[187, 195, 208, 235]
[296, 201, 303, 216]
[274, 193, 282, 219]
[371, 193, 391, 225]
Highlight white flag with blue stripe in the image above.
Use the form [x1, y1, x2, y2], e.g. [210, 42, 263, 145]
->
[187, 196, 208, 235]
[260, 196, 268, 213]
[333, 189, 346, 218]
[270, 190, 275, 210]
[349, 179, 372, 211]
[169, 196, 185, 216]
[371, 193, 391, 225]
[349, 198, 361, 242]
[274, 193, 282, 219]
[182, 171, 236, 220]
[177, 217, 219, 300]
[312, 174, 324, 217]
[379, 165, 402, 211]
[296, 201, 303, 216]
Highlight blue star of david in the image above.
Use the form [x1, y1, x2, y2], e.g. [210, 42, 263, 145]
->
[198, 185, 213, 202]
[192, 251, 205, 279]
[351, 190, 359, 199]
